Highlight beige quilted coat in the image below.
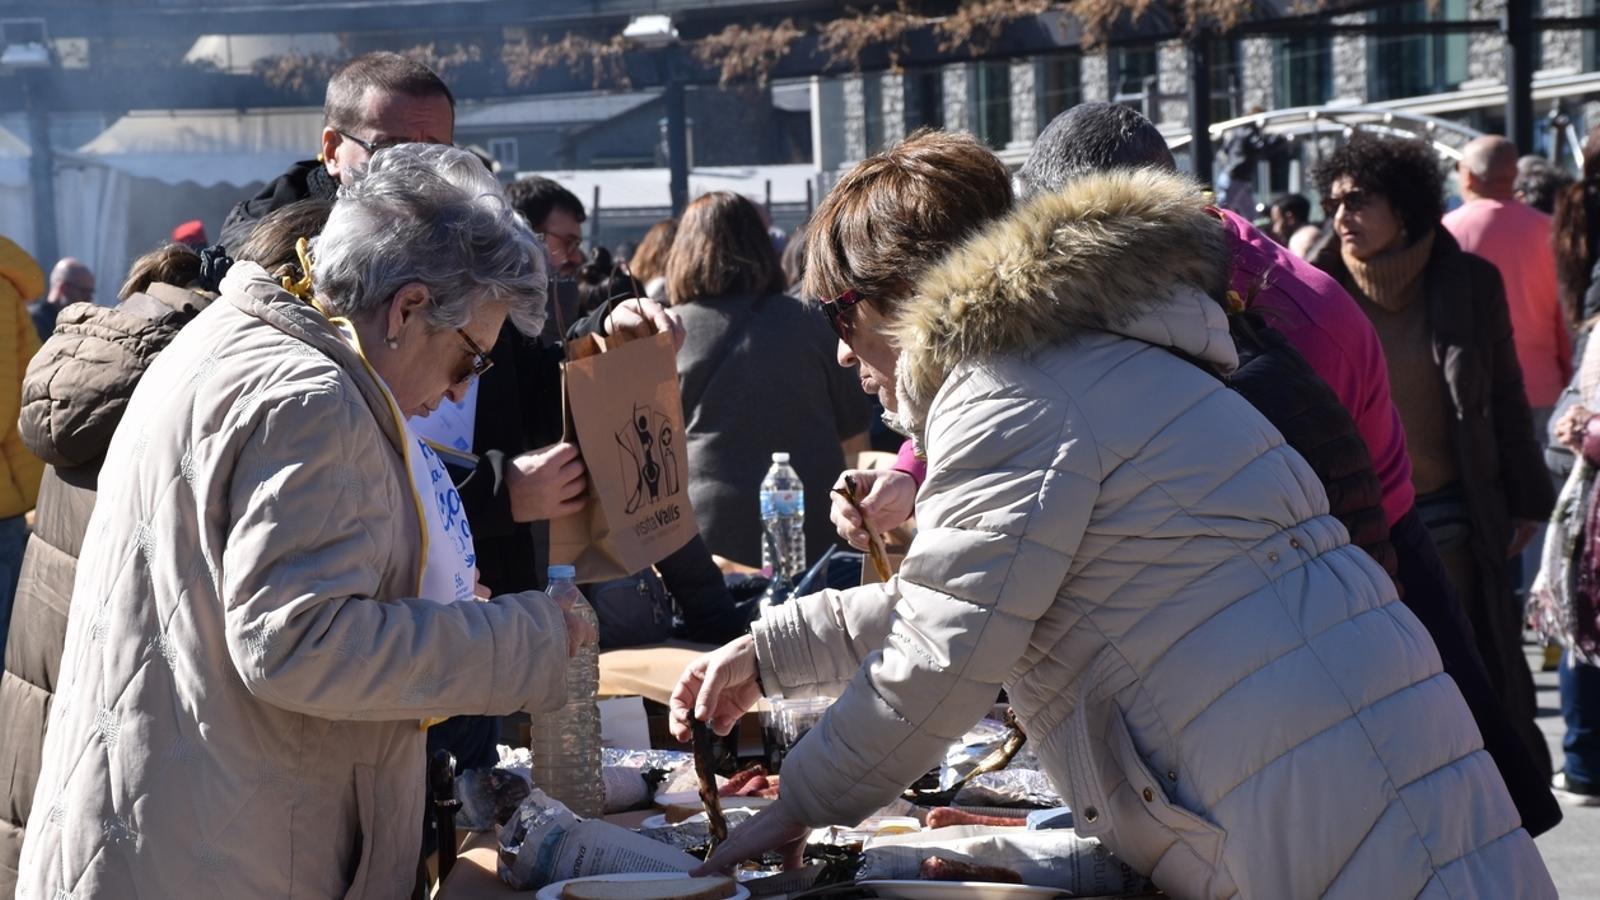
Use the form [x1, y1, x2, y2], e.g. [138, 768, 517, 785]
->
[16, 264, 571, 899]
[752, 171, 1555, 899]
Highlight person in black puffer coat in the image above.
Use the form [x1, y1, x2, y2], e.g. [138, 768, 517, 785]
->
[1227, 310, 1397, 577]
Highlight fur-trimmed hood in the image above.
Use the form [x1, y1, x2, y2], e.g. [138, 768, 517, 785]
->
[891, 168, 1233, 435]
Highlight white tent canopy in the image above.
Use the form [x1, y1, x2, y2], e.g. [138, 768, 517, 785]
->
[76, 108, 323, 187]
[0, 125, 34, 257]
[0, 124, 29, 187]
[524, 164, 821, 213]
[184, 34, 340, 75]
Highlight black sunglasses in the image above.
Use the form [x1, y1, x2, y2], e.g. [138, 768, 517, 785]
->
[821, 289, 867, 344]
[1321, 188, 1372, 219]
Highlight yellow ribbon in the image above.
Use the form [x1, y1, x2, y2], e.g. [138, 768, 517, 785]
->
[280, 237, 317, 304]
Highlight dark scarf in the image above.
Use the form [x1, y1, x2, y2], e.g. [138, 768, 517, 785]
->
[307, 163, 340, 202]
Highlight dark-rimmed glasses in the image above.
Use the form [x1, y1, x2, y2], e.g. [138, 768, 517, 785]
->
[454, 329, 494, 384]
[335, 130, 411, 155]
[1321, 188, 1372, 219]
[821, 289, 867, 345]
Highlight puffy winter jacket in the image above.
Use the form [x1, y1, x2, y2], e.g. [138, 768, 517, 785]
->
[17, 264, 573, 899]
[0, 285, 209, 899]
[751, 170, 1553, 899]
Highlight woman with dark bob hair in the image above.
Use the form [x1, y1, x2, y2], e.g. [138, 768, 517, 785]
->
[667, 191, 871, 570]
[1311, 132, 1555, 790]
[670, 130, 1554, 898]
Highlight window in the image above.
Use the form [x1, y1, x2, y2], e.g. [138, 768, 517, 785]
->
[1039, 53, 1082, 123]
[1274, 34, 1333, 108]
[862, 73, 885, 155]
[1368, 0, 1469, 101]
[1112, 46, 1158, 102]
[1585, 0, 1600, 73]
[1209, 38, 1240, 122]
[488, 137, 519, 172]
[904, 68, 944, 131]
[975, 61, 1012, 149]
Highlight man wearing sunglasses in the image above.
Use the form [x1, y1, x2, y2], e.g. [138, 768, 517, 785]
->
[219, 52, 455, 248]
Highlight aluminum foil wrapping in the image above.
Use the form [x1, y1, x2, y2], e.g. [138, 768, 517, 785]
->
[937, 718, 1040, 790]
[952, 769, 1062, 809]
[456, 767, 534, 832]
[602, 747, 694, 771]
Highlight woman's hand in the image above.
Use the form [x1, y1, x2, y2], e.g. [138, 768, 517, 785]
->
[830, 469, 916, 550]
[553, 590, 598, 657]
[690, 795, 810, 875]
[1555, 405, 1594, 453]
[605, 298, 686, 352]
[669, 635, 761, 740]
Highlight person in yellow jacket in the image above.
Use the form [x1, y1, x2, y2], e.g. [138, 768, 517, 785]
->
[0, 236, 45, 664]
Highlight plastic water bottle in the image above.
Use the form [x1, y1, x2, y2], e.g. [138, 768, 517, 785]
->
[760, 452, 806, 602]
[530, 565, 603, 818]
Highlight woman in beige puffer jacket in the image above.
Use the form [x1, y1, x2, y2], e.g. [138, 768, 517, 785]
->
[673, 141, 1554, 898]
[16, 146, 587, 900]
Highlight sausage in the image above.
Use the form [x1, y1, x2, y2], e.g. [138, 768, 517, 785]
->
[718, 763, 768, 798]
[925, 807, 1029, 829]
[733, 775, 769, 797]
[918, 856, 1023, 883]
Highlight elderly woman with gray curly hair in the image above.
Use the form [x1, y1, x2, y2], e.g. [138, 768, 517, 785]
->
[16, 144, 595, 900]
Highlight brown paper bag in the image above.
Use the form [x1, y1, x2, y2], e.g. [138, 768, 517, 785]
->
[550, 329, 698, 581]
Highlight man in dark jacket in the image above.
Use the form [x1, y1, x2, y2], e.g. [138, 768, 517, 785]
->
[1012, 103, 1562, 837]
[217, 51, 455, 248]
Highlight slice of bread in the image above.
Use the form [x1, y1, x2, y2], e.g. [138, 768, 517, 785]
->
[559, 874, 737, 900]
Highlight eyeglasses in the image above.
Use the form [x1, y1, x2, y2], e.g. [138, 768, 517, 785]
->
[335, 130, 412, 155]
[544, 230, 585, 259]
[1321, 188, 1372, 219]
[453, 328, 494, 384]
[821, 289, 867, 345]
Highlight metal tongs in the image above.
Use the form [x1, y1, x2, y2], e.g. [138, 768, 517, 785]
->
[832, 475, 893, 583]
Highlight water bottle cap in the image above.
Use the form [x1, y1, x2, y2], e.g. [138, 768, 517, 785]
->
[771, 452, 791, 463]
[547, 564, 577, 581]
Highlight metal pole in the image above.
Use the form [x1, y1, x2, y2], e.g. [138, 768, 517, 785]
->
[1187, 35, 1214, 188]
[764, 179, 773, 220]
[25, 71, 59, 267]
[664, 51, 690, 217]
[1504, 0, 1536, 153]
[590, 184, 601, 248]
[805, 179, 814, 218]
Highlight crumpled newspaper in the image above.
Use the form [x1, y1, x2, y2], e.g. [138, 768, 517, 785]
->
[637, 808, 757, 852]
[860, 828, 1152, 896]
[498, 789, 698, 890]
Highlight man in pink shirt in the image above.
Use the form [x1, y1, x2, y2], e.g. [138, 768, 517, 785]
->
[1444, 135, 1572, 417]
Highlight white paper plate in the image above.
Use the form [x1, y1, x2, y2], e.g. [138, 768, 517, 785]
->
[857, 880, 1068, 900]
[535, 872, 751, 900]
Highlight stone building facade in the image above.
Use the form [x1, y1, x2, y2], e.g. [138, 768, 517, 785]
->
[830, 3, 1599, 169]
